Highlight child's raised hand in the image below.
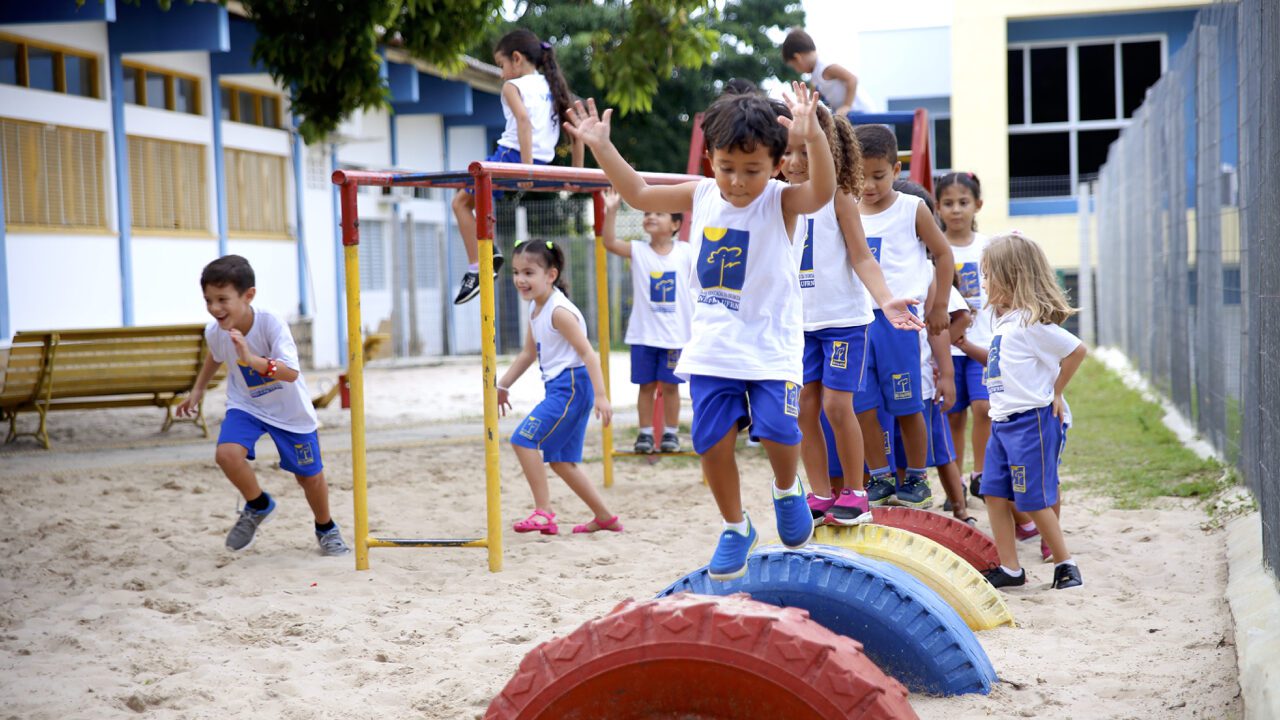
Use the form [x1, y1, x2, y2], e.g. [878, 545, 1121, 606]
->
[227, 328, 251, 364]
[882, 298, 924, 331]
[497, 387, 511, 417]
[603, 188, 622, 215]
[777, 81, 822, 143]
[562, 98, 613, 149]
[594, 396, 612, 427]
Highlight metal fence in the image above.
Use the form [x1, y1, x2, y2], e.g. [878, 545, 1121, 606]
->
[1094, 0, 1278, 577]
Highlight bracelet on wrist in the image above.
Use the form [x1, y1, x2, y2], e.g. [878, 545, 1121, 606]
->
[263, 357, 278, 378]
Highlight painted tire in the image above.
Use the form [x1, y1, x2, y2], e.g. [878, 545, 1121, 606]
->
[814, 524, 1016, 631]
[871, 506, 1001, 572]
[485, 593, 918, 720]
[657, 546, 997, 696]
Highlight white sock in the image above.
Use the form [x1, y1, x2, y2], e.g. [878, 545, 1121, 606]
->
[772, 475, 801, 499]
[1055, 558, 1077, 568]
[639, 427, 653, 437]
[813, 494, 832, 502]
[1000, 565, 1024, 576]
[724, 518, 750, 535]
[467, 262, 479, 273]
[852, 489, 867, 497]
[1019, 522, 1037, 532]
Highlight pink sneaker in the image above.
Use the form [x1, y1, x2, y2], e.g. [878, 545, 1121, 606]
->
[806, 493, 835, 526]
[826, 488, 873, 526]
[1041, 539, 1053, 562]
[1015, 523, 1040, 542]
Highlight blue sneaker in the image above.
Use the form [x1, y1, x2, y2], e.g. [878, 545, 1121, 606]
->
[773, 476, 814, 549]
[867, 474, 896, 507]
[894, 472, 934, 509]
[708, 515, 759, 581]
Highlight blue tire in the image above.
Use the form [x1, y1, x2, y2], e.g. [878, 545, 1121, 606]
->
[657, 544, 997, 696]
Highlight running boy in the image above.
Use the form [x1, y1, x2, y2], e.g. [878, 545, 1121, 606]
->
[853, 124, 954, 509]
[564, 84, 836, 580]
[177, 255, 350, 556]
[600, 189, 693, 454]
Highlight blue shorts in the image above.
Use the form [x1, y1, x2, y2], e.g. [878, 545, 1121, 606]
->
[630, 345, 684, 385]
[823, 406, 895, 479]
[511, 366, 593, 463]
[803, 325, 869, 392]
[689, 375, 802, 454]
[980, 405, 1067, 512]
[853, 310, 924, 417]
[218, 408, 323, 477]
[949, 356, 990, 414]
[465, 145, 552, 198]
[894, 399, 956, 469]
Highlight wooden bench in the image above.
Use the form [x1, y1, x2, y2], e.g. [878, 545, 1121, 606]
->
[0, 324, 226, 449]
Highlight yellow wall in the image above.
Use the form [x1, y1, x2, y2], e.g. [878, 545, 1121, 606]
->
[949, 0, 1207, 269]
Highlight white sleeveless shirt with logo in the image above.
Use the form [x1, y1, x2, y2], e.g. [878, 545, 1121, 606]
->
[950, 232, 994, 355]
[793, 198, 874, 331]
[676, 178, 803, 384]
[497, 73, 559, 163]
[861, 192, 930, 305]
[530, 288, 586, 383]
[625, 240, 695, 349]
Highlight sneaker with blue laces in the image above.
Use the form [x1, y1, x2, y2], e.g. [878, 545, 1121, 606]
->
[866, 474, 896, 507]
[708, 515, 759, 581]
[773, 476, 813, 549]
[226, 495, 276, 551]
[894, 472, 934, 509]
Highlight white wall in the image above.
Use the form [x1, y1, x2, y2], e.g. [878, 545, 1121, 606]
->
[300, 144, 338, 367]
[444, 125, 489, 354]
[857, 27, 952, 103]
[397, 114, 445, 171]
[226, 238, 301, 323]
[336, 107, 392, 169]
[131, 237, 219, 326]
[7, 233, 122, 331]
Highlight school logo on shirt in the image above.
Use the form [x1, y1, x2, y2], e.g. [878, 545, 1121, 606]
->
[956, 261, 982, 305]
[830, 341, 849, 369]
[294, 442, 315, 467]
[666, 349, 681, 369]
[866, 236, 883, 264]
[892, 373, 912, 400]
[784, 381, 800, 417]
[518, 416, 542, 440]
[237, 360, 281, 399]
[986, 335, 1004, 393]
[697, 227, 749, 311]
[1011, 464, 1027, 493]
[799, 218, 815, 289]
[649, 271, 678, 313]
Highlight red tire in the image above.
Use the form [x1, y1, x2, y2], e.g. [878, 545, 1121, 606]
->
[486, 593, 918, 720]
[871, 506, 1000, 572]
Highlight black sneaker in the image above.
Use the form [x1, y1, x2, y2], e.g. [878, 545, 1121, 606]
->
[867, 475, 896, 507]
[1052, 562, 1083, 589]
[659, 432, 681, 453]
[983, 566, 1027, 588]
[634, 433, 655, 454]
[453, 271, 480, 305]
[969, 472, 984, 502]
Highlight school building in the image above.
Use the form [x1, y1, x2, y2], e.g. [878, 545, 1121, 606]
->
[0, 1, 508, 367]
[857, 0, 1212, 274]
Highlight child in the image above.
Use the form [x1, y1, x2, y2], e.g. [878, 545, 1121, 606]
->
[497, 239, 620, 535]
[600, 189, 693, 454]
[781, 29, 867, 117]
[564, 84, 836, 580]
[176, 255, 349, 556]
[936, 172, 995, 502]
[452, 29, 583, 305]
[781, 104, 921, 527]
[977, 232, 1087, 590]
[852, 124, 954, 510]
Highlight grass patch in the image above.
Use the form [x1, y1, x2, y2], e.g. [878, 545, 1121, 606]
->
[1061, 357, 1224, 508]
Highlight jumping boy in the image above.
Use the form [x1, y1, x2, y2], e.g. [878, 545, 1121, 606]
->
[177, 255, 350, 556]
[782, 29, 869, 118]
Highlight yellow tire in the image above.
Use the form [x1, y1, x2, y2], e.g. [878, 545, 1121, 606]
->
[813, 524, 1015, 631]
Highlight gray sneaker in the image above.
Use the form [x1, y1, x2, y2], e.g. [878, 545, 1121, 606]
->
[226, 496, 276, 551]
[316, 525, 351, 556]
[659, 432, 681, 453]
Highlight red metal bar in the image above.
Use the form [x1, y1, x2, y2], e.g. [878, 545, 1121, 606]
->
[909, 108, 933, 195]
[339, 181, 360, 247]
[474, 169, 495, 243]
[333, 165, 702, 195]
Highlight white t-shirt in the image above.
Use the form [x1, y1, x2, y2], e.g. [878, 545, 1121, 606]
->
[861, 192, 930, 305]
[625, 240, 695, 349]
[496, 73, 559, 163]
[205, 309, 317, 433]
[950, 233, 994, 355]
[793, 199, 874, 331]
[985, 309, 1083, 421]
[677, 178, 803, 384]
[531, 288, 587, 383]
[921, 287, 969, 400]
[811, 56, 876, 113]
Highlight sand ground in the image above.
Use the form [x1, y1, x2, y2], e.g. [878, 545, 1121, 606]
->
[0, 361, 1241, 719]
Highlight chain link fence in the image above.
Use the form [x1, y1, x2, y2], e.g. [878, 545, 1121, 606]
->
[1094, 0, 1278, 578]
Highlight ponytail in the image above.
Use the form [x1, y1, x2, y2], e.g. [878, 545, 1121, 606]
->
[494, 29, 576, 144]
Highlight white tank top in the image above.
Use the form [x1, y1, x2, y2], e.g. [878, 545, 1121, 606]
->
[811, 56, 847, 112]
[793, 198, 875, 331]
[861, 192, 930, 305]
[676, 178, 803, 384]
[497, 74, 560, 163]
[625, 240, 695, 349]
[950, 232, 994, 354]
[531, 288, 586, 383]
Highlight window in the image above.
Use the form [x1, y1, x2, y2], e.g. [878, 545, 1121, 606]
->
[0, 117, 107, 229]
[225, 148, 289, 237]
[220, 82, 284, 129]
[359, 220, 387, 291]
[412, 223, 443, 289]
[121, 62, 202, 115]
[1007, 36, 1165, 198]
[128, 136, 208, 232]
[0, 34, 99, 98]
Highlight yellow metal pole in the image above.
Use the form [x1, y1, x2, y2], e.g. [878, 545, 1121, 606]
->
[475, 172, 503, 572]
[337, 183, 371, 571]
[592, 191, 615, 488]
